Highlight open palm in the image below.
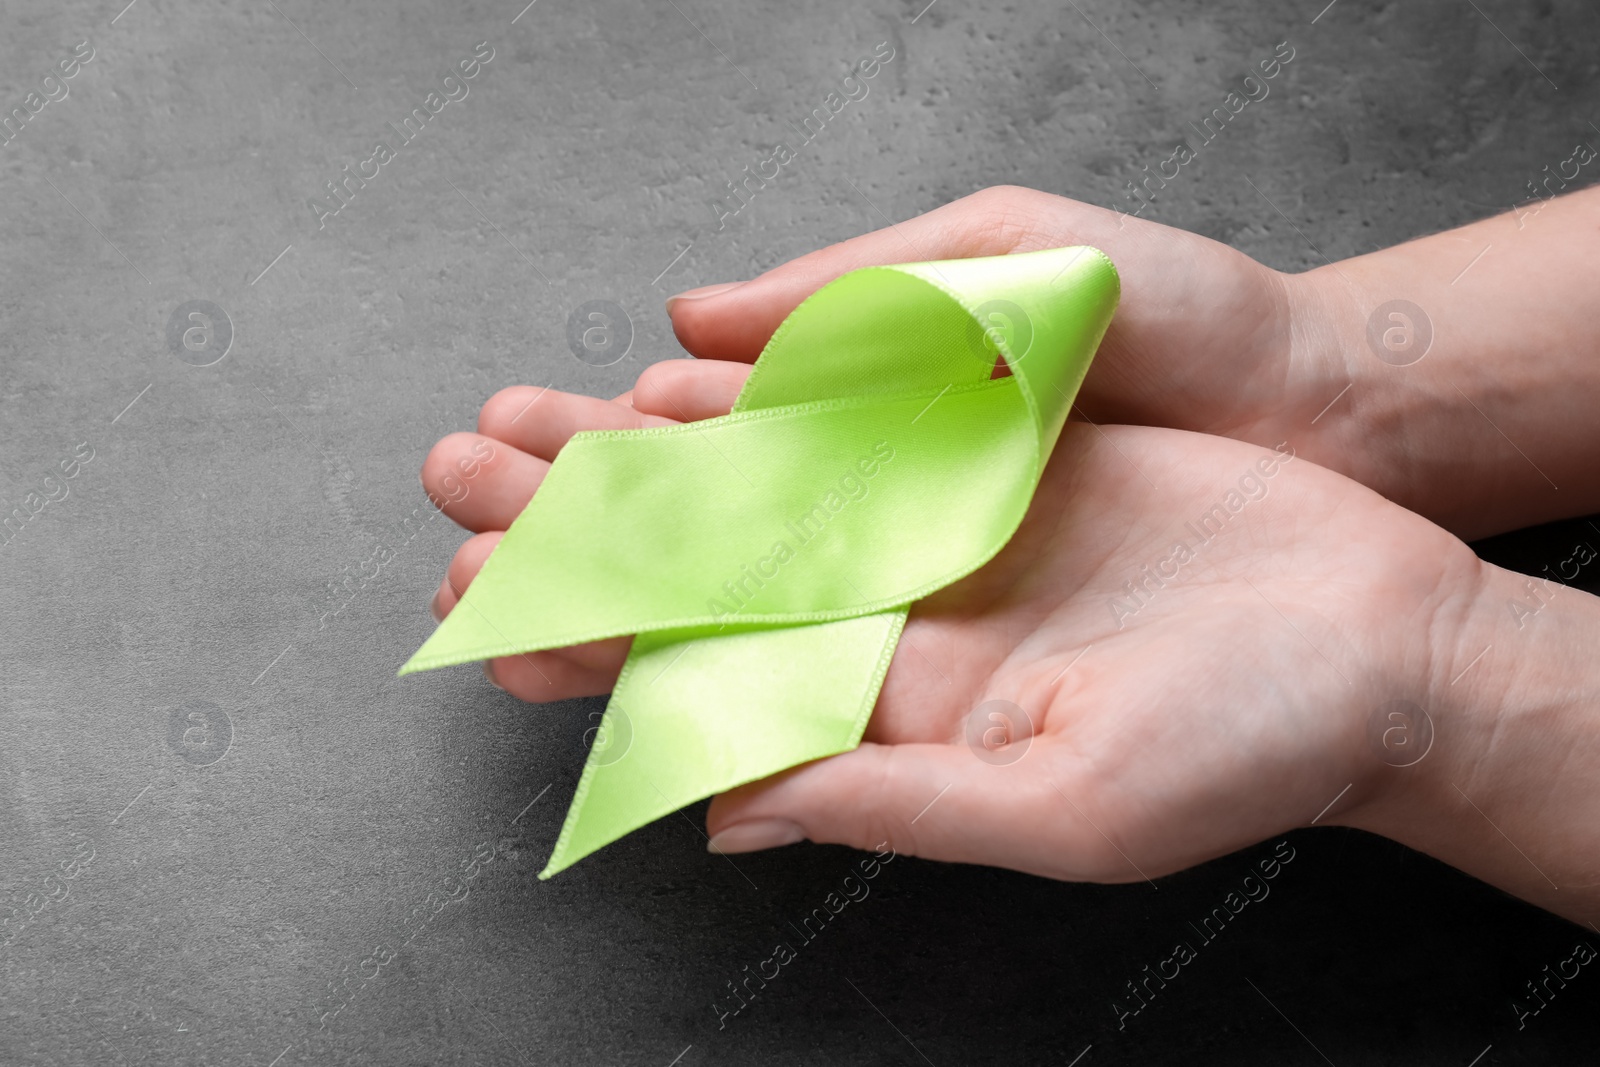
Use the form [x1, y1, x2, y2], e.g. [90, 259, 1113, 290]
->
[423, 359, 1484, 883]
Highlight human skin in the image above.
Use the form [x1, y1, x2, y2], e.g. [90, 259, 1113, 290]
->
[664, 184, 1600, 540]
[420, 187, 1600, 925]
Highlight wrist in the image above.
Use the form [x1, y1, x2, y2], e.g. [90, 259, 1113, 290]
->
[1279, 262, 1487, 533]
[1341, 558, 1600, 924]
[1287, 193, 1600, 538]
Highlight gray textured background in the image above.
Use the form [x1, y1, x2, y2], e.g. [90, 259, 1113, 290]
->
[3, 0, 1598, 1063]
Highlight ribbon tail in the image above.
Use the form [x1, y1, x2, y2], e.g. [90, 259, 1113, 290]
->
[539, 610, 905, 878]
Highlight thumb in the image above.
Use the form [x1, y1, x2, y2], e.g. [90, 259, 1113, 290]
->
[705, 741, 1109, 878]
[665, 187, 1047, 363]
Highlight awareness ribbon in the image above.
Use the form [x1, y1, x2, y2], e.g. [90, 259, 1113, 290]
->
[401, 245, 1120, 876]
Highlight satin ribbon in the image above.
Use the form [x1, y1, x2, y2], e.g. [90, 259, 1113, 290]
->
[401, 245, 1120, 876]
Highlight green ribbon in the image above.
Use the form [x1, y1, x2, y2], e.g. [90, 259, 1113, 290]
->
[401, 246, 1120, 877]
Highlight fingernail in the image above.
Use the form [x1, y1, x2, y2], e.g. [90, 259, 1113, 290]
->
[707, 819, 805, 855]
[665, 281, 745, 313]
[482, 660, 504, 691]
[430, 588, 446, 622]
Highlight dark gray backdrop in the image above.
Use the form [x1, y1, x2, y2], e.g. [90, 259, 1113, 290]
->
[2, 0, 1597, 1063]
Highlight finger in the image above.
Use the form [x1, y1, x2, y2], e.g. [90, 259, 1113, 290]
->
[665, 187, 1054, 363]
[628, 359, 752, 422]
[478, 386, 675, 462]
[421, 431, 548, 533]
[485, 651, 616, 702]
[431, 531, 503, 619]
[434, 531, 633, 681]
[706, 742, 1105, 878]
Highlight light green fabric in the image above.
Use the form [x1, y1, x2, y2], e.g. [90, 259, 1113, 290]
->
[400, 245, 1121, 876]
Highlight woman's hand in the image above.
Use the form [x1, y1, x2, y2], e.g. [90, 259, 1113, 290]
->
[665, 183, 1600, 539]
[421, 359, 1599, 917]
[666, 185, 1338, 468]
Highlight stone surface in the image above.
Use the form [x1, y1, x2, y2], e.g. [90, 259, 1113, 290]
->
[2, 0, 1597, 1063]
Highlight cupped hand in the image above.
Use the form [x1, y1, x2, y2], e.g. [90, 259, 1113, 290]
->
[422, 358, 1488, 884]
[666, 186, 1355, 475]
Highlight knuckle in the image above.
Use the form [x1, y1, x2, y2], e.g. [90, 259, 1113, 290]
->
[971, 183, 1033, 205]
[961, 185, 1064, 252]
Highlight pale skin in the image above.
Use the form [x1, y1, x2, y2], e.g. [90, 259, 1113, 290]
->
[422, 185, 1600, 926]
